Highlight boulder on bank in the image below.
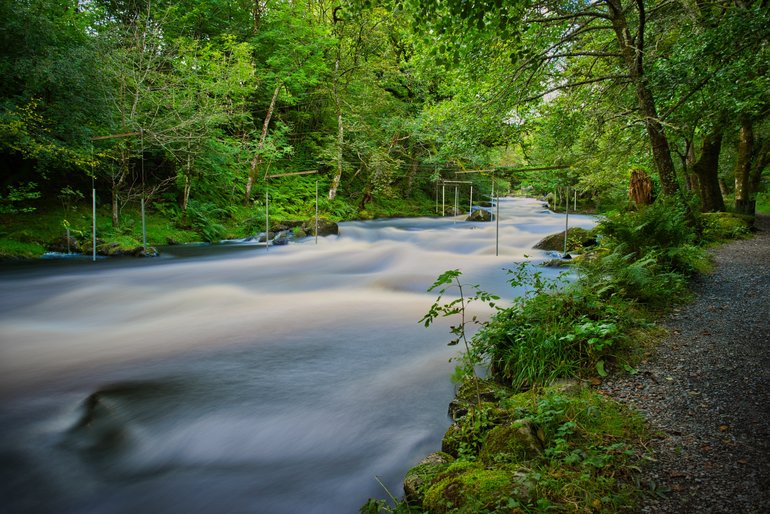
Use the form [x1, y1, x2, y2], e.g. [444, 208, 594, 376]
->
[48, 235, 81, 254]
[80, 239, 158, 257]
[403, 452, 454, 505]
[478, 420, 544, 465]
[533, 227, 596, 252]
[271, 219, 338, 237]
[422, 462, 535, 513]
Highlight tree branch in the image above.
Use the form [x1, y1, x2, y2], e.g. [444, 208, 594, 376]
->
[517, 75, 632, 103]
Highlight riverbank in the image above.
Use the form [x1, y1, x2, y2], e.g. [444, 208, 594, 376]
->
[0, 196, 437, 259]
[367, 207, 761, 513]
[600, 214, 770, 512]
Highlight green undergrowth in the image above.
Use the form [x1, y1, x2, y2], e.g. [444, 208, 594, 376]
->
[363, 200, 754, 514]
[363, 383, 650, 514]
[0, 239, 47, 258]
[0, 192, 437, 258]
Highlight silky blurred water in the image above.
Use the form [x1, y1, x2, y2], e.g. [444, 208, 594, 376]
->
[0, 197, 596, 513]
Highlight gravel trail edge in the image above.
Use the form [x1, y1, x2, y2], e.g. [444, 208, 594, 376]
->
[601, 215, 770, 514]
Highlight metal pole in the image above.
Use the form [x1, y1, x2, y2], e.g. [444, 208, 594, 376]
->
[564, 187, 570, 257]
[141, 198, 147, 250]
[315, 179, 319, 245]
[454, 186, 458, 223]
[495, 182, 500, 257]
[92, 187, 96, 262]
[469, 185, 473, 215]
[265, 190, 269, 252]
[140, 128, 146, 251]
[442, 184, 445, 216]
[574, 189, 577, 212]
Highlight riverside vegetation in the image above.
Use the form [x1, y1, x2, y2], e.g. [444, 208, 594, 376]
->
[361, 201, 755, 513]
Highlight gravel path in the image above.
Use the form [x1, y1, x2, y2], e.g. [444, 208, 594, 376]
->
[601, 215, 770, 514]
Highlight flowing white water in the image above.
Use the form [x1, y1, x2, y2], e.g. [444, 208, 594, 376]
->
[0, 197, 596, 513]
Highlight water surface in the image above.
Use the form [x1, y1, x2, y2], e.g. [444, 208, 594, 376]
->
[0, 198, 596, 513]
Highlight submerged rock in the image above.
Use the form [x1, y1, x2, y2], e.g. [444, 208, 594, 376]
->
[466, 209, 492, 222]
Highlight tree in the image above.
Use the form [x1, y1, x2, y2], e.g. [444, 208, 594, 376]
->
[244, 2, 331, 203]
[0, 0, 107, 186]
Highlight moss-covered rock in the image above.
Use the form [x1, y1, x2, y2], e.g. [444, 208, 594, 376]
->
[701, 212, 753, 241]
[403, 452, 455, 506]
[423, 462, 533, 513]
[478, 420, 544, 466]
[533, 227, 596, 252]
[449, 378, 513, 420]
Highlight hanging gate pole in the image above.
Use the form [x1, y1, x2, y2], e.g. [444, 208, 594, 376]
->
[265, 189, 269, 252]
[140, 129, 147, 251]
[315, 179, 319, 245]
[495, 176, 500, 257]
[563, 187, 570, 257]
[442, 183, 446, 216]
[454, 186, 458, 223]
[92, 184, 96, 262]
[469, 185, 473, 215]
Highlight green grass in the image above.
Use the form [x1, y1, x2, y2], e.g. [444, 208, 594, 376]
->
[0, 239, 47, 258]
[754, 191, 770, 215]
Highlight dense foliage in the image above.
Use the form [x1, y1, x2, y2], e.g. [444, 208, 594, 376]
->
[1, 0, 768, 253]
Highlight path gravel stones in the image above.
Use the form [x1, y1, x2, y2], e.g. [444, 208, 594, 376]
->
[601, 216, 770, 513]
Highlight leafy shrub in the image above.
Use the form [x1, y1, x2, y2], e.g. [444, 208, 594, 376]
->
[477, 287, 632, 389]
[598, 200, 707, 275]
[184, 200, 227, 242]
[701, 212, 752, 242]
[0, 182, 40, 214]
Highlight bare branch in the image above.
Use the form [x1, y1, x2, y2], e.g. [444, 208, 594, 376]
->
[525, 10, 611, 23]
[517, 75, 632, 104]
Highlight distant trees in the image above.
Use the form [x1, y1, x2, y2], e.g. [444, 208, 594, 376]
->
[1, 0, 767, 220]
[403, 0, 770, 212]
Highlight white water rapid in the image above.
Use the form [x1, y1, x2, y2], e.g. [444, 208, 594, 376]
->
[0, 197, 596, 513]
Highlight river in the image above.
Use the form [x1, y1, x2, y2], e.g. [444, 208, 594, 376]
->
[0, 197, 596, 513]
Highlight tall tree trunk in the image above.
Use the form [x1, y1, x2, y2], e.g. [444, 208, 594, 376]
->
[111, 180, 120, 228]
[327, 58, 344, 201]
[182, 153, 192, 213]
[245, 82, 281, 204]
[735, 119, 770, 215]
[692, 130, 725, 212]
[682, 138, 700, 193]
[734, 119, 754, 214]
[749, 138, 770, 206]
[606, 0, 680, 197]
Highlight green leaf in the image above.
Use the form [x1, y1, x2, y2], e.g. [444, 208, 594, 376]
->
[596, 360, 608, 377]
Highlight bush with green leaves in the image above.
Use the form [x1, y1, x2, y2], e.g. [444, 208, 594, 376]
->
[597, 199, 708, 276]
[184, 200, 228, 242]
[478, 284, 634, 390]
